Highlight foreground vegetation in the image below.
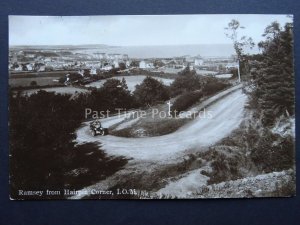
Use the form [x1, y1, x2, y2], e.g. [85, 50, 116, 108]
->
[10, 64, 231, 198]
[9, 90, 128, 199]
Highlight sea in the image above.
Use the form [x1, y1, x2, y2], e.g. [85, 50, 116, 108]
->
[10, 44, 259, 59]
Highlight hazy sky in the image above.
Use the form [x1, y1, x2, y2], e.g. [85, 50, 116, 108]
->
[9, 15, 292, 46]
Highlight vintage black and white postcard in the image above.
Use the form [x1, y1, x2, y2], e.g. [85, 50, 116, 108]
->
[8, 15, 295, 200]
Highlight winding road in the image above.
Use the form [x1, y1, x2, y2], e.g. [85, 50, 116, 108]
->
[76, 86, 247, 162]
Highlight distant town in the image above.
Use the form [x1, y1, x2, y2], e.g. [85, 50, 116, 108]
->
[9, 45, 239, 88]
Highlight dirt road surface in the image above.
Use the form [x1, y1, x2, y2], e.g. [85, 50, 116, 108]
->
[76, 87, 247, 162]
[73, 86, 247, 199]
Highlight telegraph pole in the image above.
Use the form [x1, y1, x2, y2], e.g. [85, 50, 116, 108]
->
[237, 60, 241, 83]
[167, 100, 172, 117]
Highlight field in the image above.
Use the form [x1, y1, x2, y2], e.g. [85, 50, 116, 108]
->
[85, 75, 174, 92]
[9, 77, 61, 87]
[195, 69, 218, 75]
[215, 74, 233, 79]
[21, 87, 89, 96]
[9, 70, 76, 78]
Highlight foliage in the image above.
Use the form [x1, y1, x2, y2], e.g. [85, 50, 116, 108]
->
[170, 65, 202, 96]
[63, 143, 127, 191]
[9, 90, 128, 199]
[171, 91, 203, 114]
[206, 151, 240, 185]
[118, 62, 126, 70]
[153, 60, 165, 68]
[225, 19, 255, 77]
[83, 69, 91, 77]
[10, 91, 83, 194]
[130, 61, 139, 67]
[202, 77, 231, 96]
[250, 132, 295, 173]
[225, 19, 255, 61]
[83, 78, 136, 115]
[250, 22, 294, 126]
[30, 80, 37, 86]
[200, 118, 294, 185]
[171, 77, 230, 114]
[133, 76, 170, 106]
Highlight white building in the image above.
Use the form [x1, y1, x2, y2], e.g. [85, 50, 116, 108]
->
[90, 68, 97, 75]
[226, 63, 239, 70]
[26, 64, 34, 71]
[113, 60, 119, 68]
[26, 53, 35, 58]
[194, 56, 204, 66]
[139, 60, 154, 69]
[102, 65, 113, 71]
[125, 60, 131, 68]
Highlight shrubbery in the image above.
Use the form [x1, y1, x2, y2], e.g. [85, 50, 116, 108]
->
[250, 22, 294, 126]
[133, 76, 170, 107]
[78, 78, 138, 118]
[10, 91, 83, 197]
[170, 65, 202, 96]
[249, 132, 294, 173]
[199, 149, 242, 185]
[63, 143, 127, 191]
[9, 75, 175, 197]
[170, 77, 230, 115]
[201, 118, 295, 185]
[9, 78, 136, 198]
[202, 77, 231, 96]
[171, 91, 203, 114]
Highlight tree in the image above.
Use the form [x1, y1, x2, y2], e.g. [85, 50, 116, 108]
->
[119, 62, 126, 70]
[225, 19, 255, 80]
[10, 91, 83, 194]
[225, 19, 255, 61]
[170, 65, 201, 96]
[30, 80, 37, 86]
[121, 77, 128, 90]
[86, 78, 135, 113]
[133, 76, 170, 106]
[250, 22, 294, 126]
[153, 60, 165, 68]
[83, 69, 91, 77]
[258, 21, 281, 51]
[9, 90, 128, 199]
[130, 61, 139, 67]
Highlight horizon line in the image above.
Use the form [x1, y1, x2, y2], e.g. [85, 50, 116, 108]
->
[9, 43, 234, 47]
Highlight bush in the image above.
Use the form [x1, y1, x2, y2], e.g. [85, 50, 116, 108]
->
[63, 143, 127, 191]
[202, 77, 230, 96]
[9, 91, 128, 199]
[170, 66, 202, 96]
[30, 80, 37, 86]
[83, 78, 137, 117]
[133, 76, 170, 106]
[9, 91, 130, 198]
[171, 91, 203, 115]
[250, 134, 295, 173]
[10, 91, 83, 197]
[199, 149, 241, 185]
